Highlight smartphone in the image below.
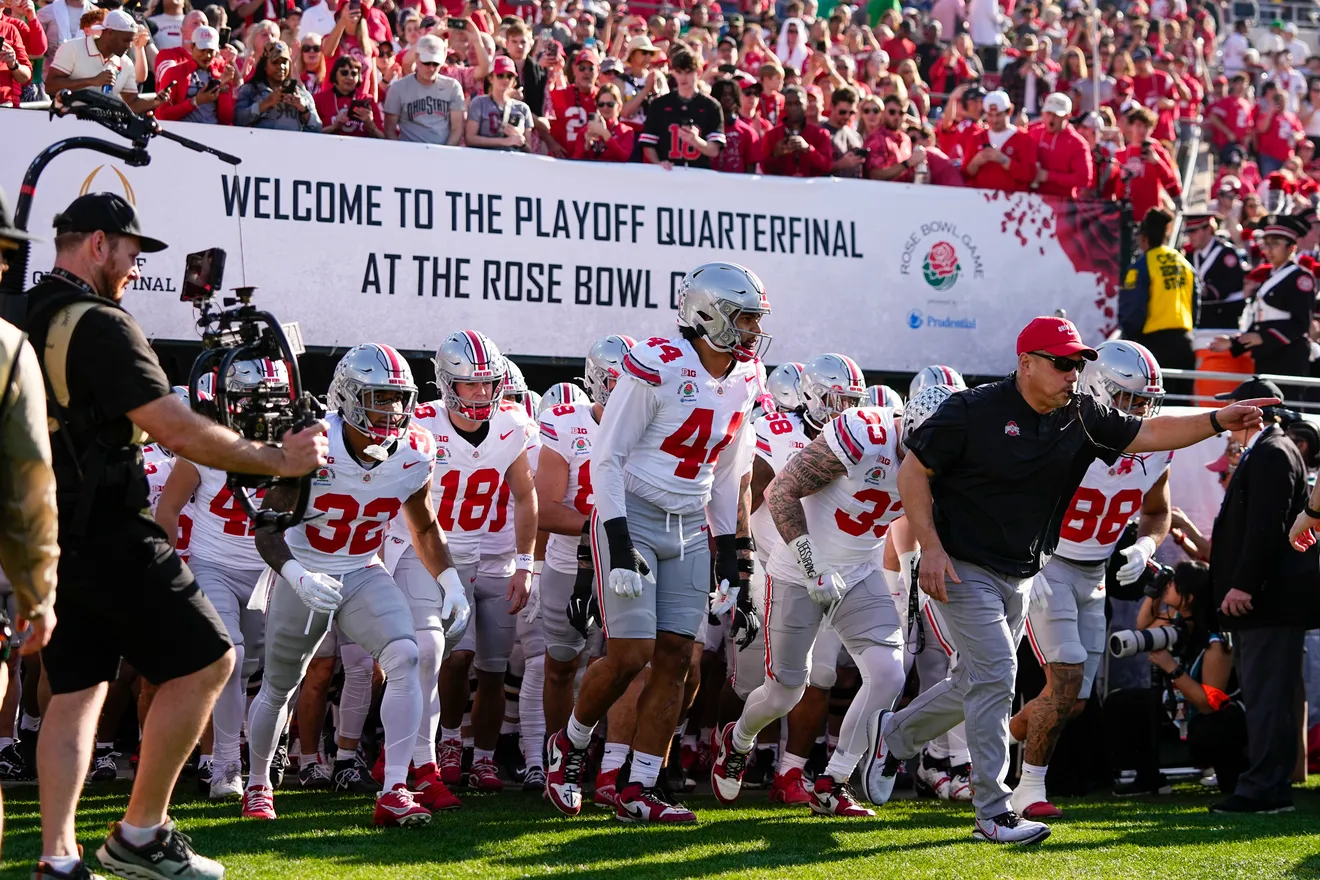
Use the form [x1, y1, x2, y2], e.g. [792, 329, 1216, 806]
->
[718, 62, 737, 74]
[203, 78, 220, 91]
[0, 34, 6, 50]
[449, 16, 466, 28]
[218, 25, 231, 44]
[853, 147, 869, 158]
[282, 79, 298, 93]
[348, 0, 361, 10]
[351, 97, 369, 109]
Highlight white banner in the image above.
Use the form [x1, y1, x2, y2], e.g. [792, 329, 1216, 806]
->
[3, 109, 1119, 373]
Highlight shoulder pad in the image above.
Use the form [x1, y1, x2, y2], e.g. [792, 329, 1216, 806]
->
[401, 423, 436, 460]
[831, 407, 896, 466]
[621, 337, 678, 386]
[413, 401, 442, 421]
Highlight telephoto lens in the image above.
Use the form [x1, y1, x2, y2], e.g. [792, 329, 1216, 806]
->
[1108, 623, 1182, 659]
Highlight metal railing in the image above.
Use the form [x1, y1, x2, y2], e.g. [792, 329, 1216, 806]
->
[1161, 366, 1320, 412]
[1168, 122, 1204, 245]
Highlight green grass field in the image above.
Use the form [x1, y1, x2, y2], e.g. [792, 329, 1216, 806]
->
[3, 779, 1320, 880]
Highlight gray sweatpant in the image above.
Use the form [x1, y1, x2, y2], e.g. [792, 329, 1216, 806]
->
[883, 557, 1031, 819]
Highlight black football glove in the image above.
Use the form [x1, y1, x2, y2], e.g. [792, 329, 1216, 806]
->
[731, 582, 760, 649]
[567, 520, 601, 640]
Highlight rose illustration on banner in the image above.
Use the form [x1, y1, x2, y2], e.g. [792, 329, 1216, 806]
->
[923, 241, 961, 291]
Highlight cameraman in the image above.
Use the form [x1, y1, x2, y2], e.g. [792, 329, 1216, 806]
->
[26, 192, 327, 880]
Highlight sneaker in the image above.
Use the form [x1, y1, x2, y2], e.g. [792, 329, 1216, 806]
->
[270, 738, 289, 789]
[297, 760, 332, 790]
[948, 763, 973, 802]
[744, 748, 776, 790]
[374, 783, 432, 827]
[810, 776, 875, 817]
[90, 748, 119, 783]
[860, 709, 902, 806]
[437, 739, 463, 787]
[523, 765, 547, 792]
[412, 762, 463, 811]
[1210, 794, 1295, 814]
[973, 811, 1051, 845]
[467, 757, 504, 792]
[710, 722, 751, 805]
[914, 751, 951, 799]
[1113, 773, 1172, 797]
[545, 729, 589, 816]
[333, 759, 379, 794]
[96, 819, 226, 880]
[32, 853, 105, 879]
[593, 768, 620, 809]
[0, 742, 29, 780]
[495, 732, 526, 784]
[209, 762, 244, 800]
[241, 785, 277, 820]
[195, 759, 213, 796]
[615, 781, 697, 824]
[769, 768, 813, 805]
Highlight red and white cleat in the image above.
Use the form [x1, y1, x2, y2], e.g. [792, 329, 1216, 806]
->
[809, 776, 876, 818]
[614, 782, 697, 824]
[374, 784, 432, 827]
[370, 748, 386, 786]
[437, 739, 463, 787]
[468, 757, 504, 792]
[1019, 800, 1064, 820]
[593, 768, 620, 809]
[241, 785, 277, 820]
[769, 768, 813, 805]
[709, 722, 750, 805]
[545, 729, 588, 816]
[413, 762, 463, 811]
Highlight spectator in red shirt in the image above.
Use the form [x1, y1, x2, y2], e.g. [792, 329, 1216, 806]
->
[545, 45, 599, 157]
[1206, 72, 1253, 156]
[936, 84, 985, 164]
[1256, 81, 1304, 175]
[710, 77, 760, 173]
[866, 94, 920, 182]
[573, 81, 636, 161]
[155, 25, 237, 123]
[0, 13, 33, 107]
[316, 53, 384, 136]
[1170, 55, 1203, 134]
[154, 9, 209, 79]
[1117, 105, 1181, 220]
[760, 84, 832, 177]
[911, 125, 963, 186]
[928, 41, 974, 97]
[757, 60, 785, 127]
[2, 0, 42, 102]
[1130, 47, 1185, 147]
[962, 89, 1039, 191]
[1215, 147, 1262, 199]
[881, 20, 915, 64]
[1030, 92, 1093, 198]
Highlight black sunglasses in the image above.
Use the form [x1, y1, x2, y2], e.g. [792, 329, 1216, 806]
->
[1029, 351, 1088, 373]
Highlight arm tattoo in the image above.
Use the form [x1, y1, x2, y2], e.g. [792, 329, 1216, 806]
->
[767, 433, 848, 546]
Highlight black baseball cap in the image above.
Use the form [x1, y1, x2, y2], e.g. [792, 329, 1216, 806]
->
[1215, 377, 1285, 402]
[0, 187, 41, 249]
[52, 192, 168, 253]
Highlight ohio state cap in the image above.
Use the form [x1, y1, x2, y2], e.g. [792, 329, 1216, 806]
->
[1015, 316, 1098, 360]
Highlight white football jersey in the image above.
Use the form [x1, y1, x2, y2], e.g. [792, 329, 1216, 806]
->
[144, 443, 192, 553]
[539, 402, 599, 573]
[1054, 450, 1174, 562]
[387, 400, 535, 566]
[477, 435, 541, 577]
[768, 407, 904, 584]
[287, 413, 436, 576]
[750, 410, 809, 567]
[186, 463, 265, 569]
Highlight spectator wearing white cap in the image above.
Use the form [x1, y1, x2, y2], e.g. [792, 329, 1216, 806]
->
[45, 9, 149, 109]
[1029, 92, 1092, 199]
[383, 34, 464, 143]
[156, 24, 238, 124]
[1285, 23, 1311, 73]
[962, 89, 1039, 192]
[153, 9, 208, 79]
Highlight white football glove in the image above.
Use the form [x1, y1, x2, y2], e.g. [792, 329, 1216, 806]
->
[807, 571, 847, 606]
[522, 570, 542, 623]
[608, 568, 646, 598]
[281, 561, 344, 614]
[437, 568, 471, 635]
[1116, 536, 1157, 586]
[709, 579, 738, 618]
[1028, 574, 1053, 610]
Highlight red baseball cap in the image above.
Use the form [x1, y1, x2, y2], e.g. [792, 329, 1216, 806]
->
[492, 55, 517, 76]
[1015, 316, 1098, 360]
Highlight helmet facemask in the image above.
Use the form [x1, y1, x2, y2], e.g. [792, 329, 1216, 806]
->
[698, 299, 772, 363]
[341, 382, 417, 443]
[1104, 381, 1163, 418]
[803, 384, 864, 431]
[443, 375, 504, 422]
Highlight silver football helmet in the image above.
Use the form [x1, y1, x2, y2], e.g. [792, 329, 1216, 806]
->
[1079, 340, 1164, 417]
[584, 334, 637, 406]
[540, 381, 590, 415]
[902, 384, 956, 450]
[799, 353, 867, 430]
[328, 343, 418, 443]
[226, 358, 290, 394]
[677, 262, 772, 362]
[866, 384, 904, 413]
[909, 365, 966, 400]
[434, 330, 507, 422]
[503, 359, 529, 403]
[766, 362, 806, 412]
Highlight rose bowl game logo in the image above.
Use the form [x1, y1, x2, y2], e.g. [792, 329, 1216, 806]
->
[678, 380, 699, 404]
[435, 447, 450, 464]
[922, 241, 961, 291]
[865, 466, 887, 484]
[573, 437, 590, 453]
[313, 467, 334, 486]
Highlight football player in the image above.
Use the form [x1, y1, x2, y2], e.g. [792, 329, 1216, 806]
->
[1008, 341, 1172, 818]
[546, 263, 768, 824]
[866, 384, 904, 411]
[712, 354, 908, 817]
[504, 360, 543, 419]
[242, 343, 468, 828]
[385, 331, 537, 799]
[540, 381, 591, 412]
[909, 365, 966, 399]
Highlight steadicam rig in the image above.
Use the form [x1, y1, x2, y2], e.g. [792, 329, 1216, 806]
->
[184, 248, 324, 531]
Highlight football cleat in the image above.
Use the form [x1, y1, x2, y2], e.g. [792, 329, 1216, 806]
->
[270, 738, 290, 789]
[413, 762, 463, 811]
[334, 758, 380, 794]
[90, 747, 119, 783]
[810, 776, 875, 817]
[948, 762, 973, 802]
[973, 811, 1051, 845]
[0, 742, 28, 780]
[593, 768, 620, 808]
[614, 782, 698, 824]
[438, 739, 463, 787]
[210, 762, 244, 800]
[914, 751, 952, 799]
[195, 757, 213, 795]
[297, 760, 332, 790]
[467, 757, 504, 792]
[710, 723, 751, 805]
[241, 785, 277, 820]
[744, 748, 775, 790]
[860, 709, 902, 806]
[769, 768, 813, 805]
[1020, 800, 1064, 819]
[374, 784, 432, 828]
[545, 729, 588, 816]
[523, 765, 547, 792]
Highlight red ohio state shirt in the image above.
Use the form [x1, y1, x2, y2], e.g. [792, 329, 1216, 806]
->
[962, 127, 1038, 192]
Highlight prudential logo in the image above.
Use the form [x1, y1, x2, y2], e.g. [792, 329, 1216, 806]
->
[908, 310, 924, 329]
[906, 305, 977, 331]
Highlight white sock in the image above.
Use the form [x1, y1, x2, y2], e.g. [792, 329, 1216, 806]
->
[118, 820, 163, 848]
[500, 718, 517, 735]
[96, 741, 114, 751]
[778, 751, 808, 774]
[20, 713, 39, 732]
[336, 748, 356, 763]
[566, 712, 595, 749]
[299, 751, 319, 768]
[379, 639, 423, 791]
[473, 747, 494, 763]
[519, 656, 546, 769]
[600, 742, 629, 773]
[40, 855, 80, 874]
[630, 750, 664, 787]
[212, 643, 247, 769]
[825, 749, 863, 783]
[440, 726, 462, 745]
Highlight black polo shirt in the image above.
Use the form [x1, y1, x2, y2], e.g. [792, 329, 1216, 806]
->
[905, 374, 1143, 578]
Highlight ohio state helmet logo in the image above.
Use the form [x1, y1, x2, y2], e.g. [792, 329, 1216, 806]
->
[1004, 421, 1020, 437]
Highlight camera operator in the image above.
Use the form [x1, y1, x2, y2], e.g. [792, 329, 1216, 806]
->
[25, 192, 327, 880]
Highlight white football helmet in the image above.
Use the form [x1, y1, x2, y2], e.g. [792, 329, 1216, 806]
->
[434, 330, 507, 422]
[503, 360, 529, 404]
[328, 343, 418, 443]
[1079, 340, 1164, 417]
[799, 353, 867, 430]
[766, 362, 806, 412]
[540, 381, 590, 415]
[677, 262, 772, 362]
[902, 384, 956, 450]
[866, 384, 904, 413]
[909, 365, 966, 400]
[584, 334, 637, 406]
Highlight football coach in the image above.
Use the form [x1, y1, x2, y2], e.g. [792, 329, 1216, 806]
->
[869, 316, 1274, 846]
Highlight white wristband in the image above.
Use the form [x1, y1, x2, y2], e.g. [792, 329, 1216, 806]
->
[280, 559, 309, 584]
[515, 553, 535, 572]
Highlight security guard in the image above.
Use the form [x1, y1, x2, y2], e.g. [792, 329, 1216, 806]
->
[24, 193, 328, 880]
[1209, 214, 1316, 378]
[1184, 213, 1248, 330]
[1119, 208, 1201, 397]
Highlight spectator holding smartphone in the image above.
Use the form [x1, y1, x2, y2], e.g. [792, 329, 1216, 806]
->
[709, 77, 759, 172]
[866, 94, 919, 181]
[545, 45, 599, 156]
[466, 54, 532, 149]
[235, 40, 322, 131]
[155, 25, 237, 123]
[822, 85, 864, 178]
[1256, 82, 1304, 175]
[638, 47, 723, 168]
[0, 11, 33, 108]
[383, 33, 464, 143]
[572, 81, 636, 161]
[1117, 106, 1181, 221]
[152, 9, 207, 79]
[759, 83, 830, 176]
[317, 54, 383, 136]
[962, 89, 1038, 191]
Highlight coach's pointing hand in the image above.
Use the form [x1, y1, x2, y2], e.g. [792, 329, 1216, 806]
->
[1214, 398, 1282, 433]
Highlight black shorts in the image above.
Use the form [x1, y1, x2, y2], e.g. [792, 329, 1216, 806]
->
[42, 514, 233, 695]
